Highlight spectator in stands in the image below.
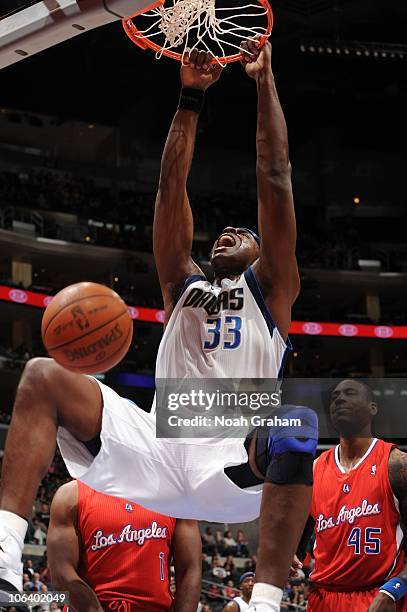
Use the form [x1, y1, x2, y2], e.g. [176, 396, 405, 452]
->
[223, 555, 237, 578]
[207, 583, 222, 603]
[202, 527, 216, 554]
[32, 516, 47, 545]
[202, 553, 210, 574]
[214, 528, 225, 552]
[38, 501, 50, 527]
[23, 558, 35, 579]
[37, 486, 47, 503]
[297, 592, 307, 609]
[22, 573, 30, 591]
[222, 579, 238, 600]
[243, 557, 256, 573]
[281, 592, 291, 610]
[26, 571, 44, 592]
[210, 553, 220, 564]
[211, 557, 227, 581]
[223, 530, 237, 556]
[289, 582, 308, 609]
[236, 529, 249, 557]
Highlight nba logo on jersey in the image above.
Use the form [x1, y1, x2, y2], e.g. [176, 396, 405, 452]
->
[125, 503, 134, 513]
[371, 464, 377, 476]
[343, 484, 350, 494]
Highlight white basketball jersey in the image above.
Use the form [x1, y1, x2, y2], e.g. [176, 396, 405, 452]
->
[155, 267, 290, 379]
[143, 266, 291, 521]
[232, 596, 250, 611]
[60, 267, 293, 524]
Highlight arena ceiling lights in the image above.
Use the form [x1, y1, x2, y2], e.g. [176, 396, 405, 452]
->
[299, 40, 407, 61]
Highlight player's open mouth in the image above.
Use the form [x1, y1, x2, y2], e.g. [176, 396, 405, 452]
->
[215, 233, 240, 250]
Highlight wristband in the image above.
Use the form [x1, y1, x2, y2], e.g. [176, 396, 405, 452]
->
[379, 576, 407, 602]
[178, 87, 205, 113]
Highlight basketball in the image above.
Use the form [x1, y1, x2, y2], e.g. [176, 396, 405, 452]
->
[41, 282, 133, 374]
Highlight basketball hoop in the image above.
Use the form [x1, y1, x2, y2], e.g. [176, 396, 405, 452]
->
[122, 0, 273, 65]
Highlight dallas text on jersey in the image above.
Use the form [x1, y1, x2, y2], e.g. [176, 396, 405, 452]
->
[183, 287, 244, 315]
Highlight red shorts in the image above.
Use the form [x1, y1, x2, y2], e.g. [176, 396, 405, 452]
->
[308, 587, 407, 612]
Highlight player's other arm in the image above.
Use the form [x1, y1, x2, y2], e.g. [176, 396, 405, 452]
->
[242, 40, 299, 340]
[154, 52, 222, 316]
[295, 458, 318, 563]
[172, 519, 202, 612]
[368, 448, 407, 612]
[48, 481, 104, 612]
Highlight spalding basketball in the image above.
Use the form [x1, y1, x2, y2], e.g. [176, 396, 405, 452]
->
[41, 282, 133, 374]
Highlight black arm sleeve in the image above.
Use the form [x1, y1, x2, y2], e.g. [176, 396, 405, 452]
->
[296, 515, 315, 562]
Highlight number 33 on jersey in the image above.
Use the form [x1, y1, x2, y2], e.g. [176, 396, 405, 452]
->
[156, 267, 292, 379]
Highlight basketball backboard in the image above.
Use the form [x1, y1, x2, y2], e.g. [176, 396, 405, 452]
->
[0, 0, 159, 70]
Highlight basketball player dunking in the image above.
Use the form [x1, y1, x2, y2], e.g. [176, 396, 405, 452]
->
[47, 481, 201, 611]
[0, 40, 317, 612]
[152, 39, 317, 611]
[300, 380, 407, 612]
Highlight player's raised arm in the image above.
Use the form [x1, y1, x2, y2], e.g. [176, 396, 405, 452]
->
[154, 51, 222, 315]
[48, 481, 104, 612]
[367, 448, 407, 611]
[241, 40, 299, 340]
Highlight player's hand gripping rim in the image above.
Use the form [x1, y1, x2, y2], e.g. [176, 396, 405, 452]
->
[240, 36, 273, 79]
[180, 49, 223, 91]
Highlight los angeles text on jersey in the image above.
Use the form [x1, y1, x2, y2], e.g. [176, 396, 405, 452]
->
[183, 287, 244, 315]
[168, 415, 302, 427]
[316, 499, 381, 533]
[90, 521, 168, 550]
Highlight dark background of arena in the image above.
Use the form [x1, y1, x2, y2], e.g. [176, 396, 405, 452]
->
[0, 1, 406, 609]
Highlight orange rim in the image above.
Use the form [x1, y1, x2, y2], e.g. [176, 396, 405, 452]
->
[122, 0, 273, 64]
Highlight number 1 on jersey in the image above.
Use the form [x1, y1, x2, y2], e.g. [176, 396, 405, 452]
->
[159, 552, 165, 581]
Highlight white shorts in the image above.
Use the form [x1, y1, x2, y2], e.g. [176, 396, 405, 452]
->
[57, 379, 262, 522]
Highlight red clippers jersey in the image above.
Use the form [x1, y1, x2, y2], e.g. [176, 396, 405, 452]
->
[311, 439, 405, 590]
[77, 481, 176, 610]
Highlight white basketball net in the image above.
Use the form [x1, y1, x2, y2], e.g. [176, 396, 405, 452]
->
[133, 0, 269, 64]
